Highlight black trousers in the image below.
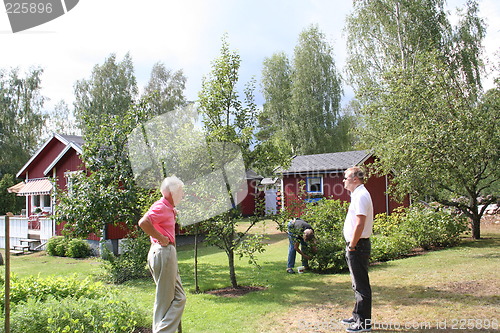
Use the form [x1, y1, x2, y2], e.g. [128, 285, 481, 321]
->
[346, 238, 372, 326]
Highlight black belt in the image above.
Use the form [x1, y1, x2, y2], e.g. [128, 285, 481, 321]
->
[346, 238, 369, 245]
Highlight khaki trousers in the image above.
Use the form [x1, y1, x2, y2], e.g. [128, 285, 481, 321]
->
[148, 244, 186, 333]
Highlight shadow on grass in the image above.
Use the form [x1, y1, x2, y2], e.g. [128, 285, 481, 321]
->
[458, 235, 500, 248]
[374, 283, 500, 307]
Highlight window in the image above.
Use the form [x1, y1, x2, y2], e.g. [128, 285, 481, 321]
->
[306, 176, 323, 194]
[32, 194, 51, 211]
[65, 170, 83, 196]
[33, 195, 41, 207]
[42, 195, 51, 208]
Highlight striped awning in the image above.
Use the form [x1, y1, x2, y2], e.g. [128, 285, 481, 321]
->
[7, 181, 25, 193]
[17, 178, 53, 196]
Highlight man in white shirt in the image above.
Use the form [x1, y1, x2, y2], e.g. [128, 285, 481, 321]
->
[341, 166, 373, 332]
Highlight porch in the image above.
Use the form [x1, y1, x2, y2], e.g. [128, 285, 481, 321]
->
[0, 215, 56, 254]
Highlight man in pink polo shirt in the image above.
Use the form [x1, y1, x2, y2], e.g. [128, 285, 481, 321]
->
[139, 176, 186, 333]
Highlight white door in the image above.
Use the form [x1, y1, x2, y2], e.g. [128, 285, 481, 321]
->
[264, 189, 277, 215]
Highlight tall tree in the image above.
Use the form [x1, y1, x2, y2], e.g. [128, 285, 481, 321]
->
[260, 25, 348, 156]
[0, 67, 46, 177]
[143, 62, 187, 116]
[59, 55, 191, 252]
[55, 98, 155, 240]
[197, 35, 265, 288]
[259, 52, 292, 143]
[74, 53, 137, 136]
[346, 0, 496, 239]
[43, 100, 80, 138]
[291, 25, 344, 154]
[0, 173, 24, 215]
[345, 0, 450, 92]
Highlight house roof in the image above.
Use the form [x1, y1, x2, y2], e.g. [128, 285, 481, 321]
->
[278, 150, 372, 175]
[261, 177, 279, 185]
[246, 169, 264, 180]
[16, 133, 83, 178]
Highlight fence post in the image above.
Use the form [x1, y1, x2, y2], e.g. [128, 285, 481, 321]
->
[4, 212, 13, 333]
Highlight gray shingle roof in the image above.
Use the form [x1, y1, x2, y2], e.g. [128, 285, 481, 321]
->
[246, 169, 264, 180]
[60, 134, 84, 148]
[279, 150, 371, 175]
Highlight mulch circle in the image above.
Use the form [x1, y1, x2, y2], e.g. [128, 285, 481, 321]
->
[205, 285, 267, 297]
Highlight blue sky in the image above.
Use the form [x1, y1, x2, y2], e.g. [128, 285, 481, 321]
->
[1, 0, 499, 111]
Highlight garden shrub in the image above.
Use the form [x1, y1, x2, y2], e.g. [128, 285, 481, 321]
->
[0, 275, 110, 311]
[46, 236, 67, 257]
[99, 233, 151, 284]
[297, 199, 468, 270]
[301, 198, 349, 272]
[371, 208, 416, 261]
[1, 295, 145, 333]
[370, 233, 416, 262]
[0, 274, 147, 332]
[402, 205, 468, 249]
[372, 207, 406, 237]
[65, 238, 91, 258]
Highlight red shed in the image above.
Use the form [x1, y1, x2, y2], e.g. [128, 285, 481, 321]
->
[278, 150, 408, 216]
[237, 170, 264, 217]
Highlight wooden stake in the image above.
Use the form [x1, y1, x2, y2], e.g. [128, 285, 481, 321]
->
[5, 212, 13, 333]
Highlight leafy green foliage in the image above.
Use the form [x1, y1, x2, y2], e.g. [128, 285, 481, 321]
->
[197, 34, 267, 287]
[401, 205, 469, 250]
[0, 275, 108, 310]
[0, 173, 24, 215]
[291, 199, 468, 272]
[144, 62, 187, 116]
[0, 67, 46, 177]
[346, 0, 496, 239]
[0, 275, 145, 332]
[74, 53, 138, 136]
[65, 239, 91, 258]
[46, 237, 91, 258]
[55, 99, 157, 239]
[99, 233, 151, 284]
[1, 296, 143, 333]
[46, 236, 68, 257]
[301, 198, 349, 272]
[370, 233, 416, 263]
[260, 25, 351, 157]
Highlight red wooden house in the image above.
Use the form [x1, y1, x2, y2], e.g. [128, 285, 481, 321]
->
[14, 133, 130, 246]
[278, 150, 408, 216]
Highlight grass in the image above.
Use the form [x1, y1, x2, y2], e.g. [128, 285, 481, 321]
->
[2, 221, 499, 333]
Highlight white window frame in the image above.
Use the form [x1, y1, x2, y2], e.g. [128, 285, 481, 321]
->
[306, 176, 323, 194]
[65, 170, 84, 196]
[31, 194, 51, 213]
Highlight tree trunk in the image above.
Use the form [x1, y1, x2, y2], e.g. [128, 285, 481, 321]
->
[471, 215, 481, 240]
[194, 225, 200, 293]
[227, 248, 238, 288]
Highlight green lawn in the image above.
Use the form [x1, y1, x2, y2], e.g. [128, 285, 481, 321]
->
[2, 222, 499, 333]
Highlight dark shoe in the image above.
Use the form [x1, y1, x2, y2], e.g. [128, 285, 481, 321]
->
[346, 322, 371, 332]
[286, 268, 295, 274]
[341, 317, 356, 325]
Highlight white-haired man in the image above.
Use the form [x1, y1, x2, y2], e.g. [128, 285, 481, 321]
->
[139, 176, 186, 333]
